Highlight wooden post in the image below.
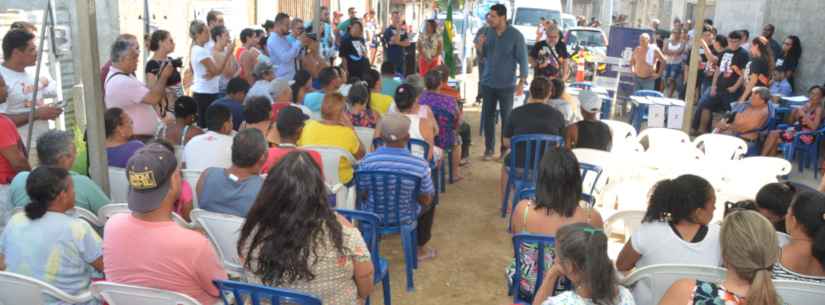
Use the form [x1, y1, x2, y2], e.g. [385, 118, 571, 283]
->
[681, 0, 706, 133]
[75, 0, 110, 193]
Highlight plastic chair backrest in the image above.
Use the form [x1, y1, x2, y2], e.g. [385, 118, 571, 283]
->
[632, 90, 664, 97]
[97, 203, 191, 228]
[213, 279, 322, 305]
[302, 145, 358, 186]
[774, 280, 825, 305]
[516, 187, 536, 202]
[68, 207, 103, 227]
[372, 138, 432, 161]
[508, 134, 565, 183]
[692, 134, 748, 161]
[190, 209, 245, 276]
[181, 169, 203, 208]
[511, 233, 556, 304]
[637, 128, 691, 155]
[579, 162, 604, 207]
[354, 170, 421, 227]
[0, 271, 93, 305]
[90, 281, 202, 305]
[620, 264, 726, 305]
[354, 127, 375, 152]
[601, 119, 638, 152]
[107, 167, 129, 203]
[604, 210, 645, 242]
[335, 209, 383, 280]
[738, 156, 792, 178]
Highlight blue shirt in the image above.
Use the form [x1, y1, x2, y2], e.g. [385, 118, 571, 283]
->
[382, 25, 409, 64]
[381, 76, 402, 97]
[358, 146, 435, 195]
[303, 91, 325, 113]
[211, 97, 245, 130]
[266, 33, 302, 80]
[106, 140, 144, 168]
[477, 25, 529, 88]
[770, 79, 792, 97]
[197, 167, 263, 217]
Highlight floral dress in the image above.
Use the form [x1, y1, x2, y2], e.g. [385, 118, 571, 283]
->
[348, 108, 380, 128]
[505, 242, 558, 299]
[691, 281, 745, 305]
[418, 91, 459, 149]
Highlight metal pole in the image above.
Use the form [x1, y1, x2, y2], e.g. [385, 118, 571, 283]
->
[75, 0, 110, 193]
[24, 1, 53, 158]
[313, 0, 321, 37]
[681, 0, 706, 133]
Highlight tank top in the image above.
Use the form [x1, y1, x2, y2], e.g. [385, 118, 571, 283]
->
[197, 168, 264, 217]
[404, 113, 426, 158]
[666, 40, 684, 64]
[575, 120, 612, 151]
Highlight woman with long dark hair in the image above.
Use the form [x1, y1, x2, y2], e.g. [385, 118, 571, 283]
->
[776, 35, 802, 90]
[739, 36, 774, 101]
[417, 19, 442, 76]
[238, 151, 374, 305]
[773, 190, 825, 283]
[146, 30, 183, 118]
[0, 167, 103, 305]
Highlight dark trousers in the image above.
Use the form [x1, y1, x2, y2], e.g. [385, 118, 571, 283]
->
[480, 85, 515, 155]
[417, 204, 436, 246]
[691, 86, 737, 131]
[459, 121, 471, 159]
[192, 93, 221, 128]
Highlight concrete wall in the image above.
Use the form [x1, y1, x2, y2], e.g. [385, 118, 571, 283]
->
[714, 0, 825, 94]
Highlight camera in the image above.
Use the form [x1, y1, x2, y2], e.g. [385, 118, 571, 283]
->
[169, 57, 184, 69]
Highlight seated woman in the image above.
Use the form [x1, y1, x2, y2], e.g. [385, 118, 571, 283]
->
[297, 93, 365, 185]
[506, 147, 604, 300]
[0, 167, 103, 305]
[156, 96, 204, 146]
[381, 83, 438, 161]
[238, 151, 374, 305]
[346, 81, 381, 128]
[762, 85, 823, 156]
[773, 190, 825, 283]
[565, 90, 612, 151]
[548, 78, 582, 125]
[420, 70, 463, 180]
[658, 210, 780, 305]
[616, 174, 721, 272]
[532, 223, 636, 305]
[105, 107, 145, 167]
[755, 182, 797, 234]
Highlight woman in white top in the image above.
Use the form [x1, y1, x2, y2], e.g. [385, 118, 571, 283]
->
[548, 78, 581, 125]
[384, 83, 437, 161]
[189, 20, 231, 128]
[616, 174, 721, 272]
[772, 190, 825, 284]
[663, 30, 686, 97]
[210, 25, 239, 94]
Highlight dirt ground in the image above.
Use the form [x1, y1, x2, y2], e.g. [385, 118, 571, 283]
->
[369, 108, 515, 305]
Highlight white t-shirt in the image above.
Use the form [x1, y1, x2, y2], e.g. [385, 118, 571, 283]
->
[541, 286, 636, 305]
[190, 45, 220, 94]
[0, 65, 58, 148]
[246, 80, 273, 102]
[182, 131, 232, 171]
[630, 221, 722, 269]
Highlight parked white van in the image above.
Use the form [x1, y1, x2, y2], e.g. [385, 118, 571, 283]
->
[508, 0, 563, 48]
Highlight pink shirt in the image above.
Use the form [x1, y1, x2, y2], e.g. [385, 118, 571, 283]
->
[104, 66, 159, 136]
[102, 214, 226, 305]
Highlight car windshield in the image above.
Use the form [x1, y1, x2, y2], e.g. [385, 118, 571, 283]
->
[567, 30, 605, 47]
[513, 8, 561, 27]
[562, 18, 576, 30]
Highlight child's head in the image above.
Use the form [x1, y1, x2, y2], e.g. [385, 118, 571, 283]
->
[556, 223, 618, 304]
[772, 68, 786, 81]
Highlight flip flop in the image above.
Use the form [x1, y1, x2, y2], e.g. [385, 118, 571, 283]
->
[417, 247, 437, 261]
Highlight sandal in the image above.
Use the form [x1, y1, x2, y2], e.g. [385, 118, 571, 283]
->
[417, 247, 438, 261]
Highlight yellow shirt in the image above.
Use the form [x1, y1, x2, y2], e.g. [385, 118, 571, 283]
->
[298, 120, 361, 183]
[370, 92, 394, 115]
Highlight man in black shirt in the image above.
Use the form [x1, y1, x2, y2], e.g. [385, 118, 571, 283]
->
[529, 24, 569, 80]
[693, 31, 749, 134]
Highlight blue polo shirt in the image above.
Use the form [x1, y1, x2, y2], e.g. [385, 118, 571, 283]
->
[358, 146, 435, 195]
[210, 97, 245, 130]
[477, 25, 529, 89]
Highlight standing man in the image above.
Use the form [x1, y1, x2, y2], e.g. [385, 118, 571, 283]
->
[762, 24, 782, 60]
[319, 6, 337, 65]
[205, 10, 224, 50]
[337, 7, 358, 38]
[475, 4, 528, 161]
[383, 11, 411, 75]
[267, 13, 306, 81]
[629, 33, 665, 91]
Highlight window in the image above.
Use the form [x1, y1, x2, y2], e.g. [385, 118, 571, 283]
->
[513, 8, 561, 27]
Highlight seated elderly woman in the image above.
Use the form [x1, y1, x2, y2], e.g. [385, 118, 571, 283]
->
[297, 92, 365, 184]
[239, 151, 374, 305]
[762, 85, 823, 156]
[1, 167, 104, 305]
[714, 86, 771, 142]
[104, 107, 145, 168]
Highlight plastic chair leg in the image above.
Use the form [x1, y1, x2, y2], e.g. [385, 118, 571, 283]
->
[448, 149, 455, 184]
[500, 176, 512, 218]
[440, 162, 446, 192]
[382, 272, 392, 305]
[400, 226, 416, 291]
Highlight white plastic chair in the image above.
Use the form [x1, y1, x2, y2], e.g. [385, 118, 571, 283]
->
[90, 281, 202, 305]
[0, 271, 93, 305]
[774, 280, 825, 305]
[107, 167, 129, 203]
[637, 128, 695, 158]
[302, 145, 358, 209]
[572, 148, 612, 206]
[602, 119, 642, 152]
[173, 145, 184, 165]
[189, 209, 245, 278]
[97, 203, 192, 229]
[11, 207, 103, 228]
[692, 134, 748, 161]
[354, 127, 375, 153]
[620, 264, 727, 305]
[737, 156, 792, 178]
[604, 210, 645, 243]
[181, 169, 203, 209]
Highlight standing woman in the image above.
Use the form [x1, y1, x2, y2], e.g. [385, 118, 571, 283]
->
[211, 25, 240, 95]
[189, 20, 232, 128]
[146, 30, 182, 120]
[339, 20, 370, 82]
[365, 11, 379, 65]
[739, 37, 774, 101]
[776, 36, 802, 91]
[417, 20, 442, 76]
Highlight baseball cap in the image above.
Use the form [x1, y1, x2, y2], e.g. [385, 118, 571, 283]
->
[277, 106, 310, 131]
[253, 62, 274, 79]
[125, 143, 178, 213]
[379, 113, 411, 141]
[270, 78, 291, 99]
[578, 90, 602, 113]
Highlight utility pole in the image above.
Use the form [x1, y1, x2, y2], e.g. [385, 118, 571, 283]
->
[75, 0, 110, 193]
[681, 0, 706, 133]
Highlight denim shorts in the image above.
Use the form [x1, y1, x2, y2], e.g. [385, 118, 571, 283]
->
[665, 63, 682, 80]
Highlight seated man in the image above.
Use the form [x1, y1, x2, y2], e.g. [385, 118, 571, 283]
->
[8, 130, 110, 214]
[261, 106, 322, 174]
[298, 93, 365, 184]
[196, 129, 266, 217]
[104, 144, 227, 305]
[358, 113, 437, 260]
[183, 105, 234, 170]
[211, 77, 250, 130]
[565, 90, 612, 151]
[241, 96, 274, 143]
[303, 67, 342, 114]
[715, 86, 771, 142]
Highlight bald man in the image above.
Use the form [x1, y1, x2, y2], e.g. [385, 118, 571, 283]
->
[630, 33, 665, 91]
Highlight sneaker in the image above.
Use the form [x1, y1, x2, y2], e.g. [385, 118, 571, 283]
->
[482, 153, 494, 161]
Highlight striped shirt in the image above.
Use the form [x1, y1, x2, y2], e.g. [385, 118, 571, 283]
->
[358, 146, 435, 195]
[772, 263, 825, 284]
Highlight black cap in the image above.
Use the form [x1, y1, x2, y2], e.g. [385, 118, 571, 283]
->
[277, 106, 310, 131]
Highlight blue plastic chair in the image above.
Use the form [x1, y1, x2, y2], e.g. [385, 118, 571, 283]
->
[354, 170, 422, 291]
[780, 123, 825, 178]
[501, 135, 564, 219]
[508, 187, 537, 232]
[569, 82, 593, 90]
[336, 209, 391, 305]
[213, 280, 322, 305]
[372, 137, 443, 205]
[629, 90, 664, 131]
[579, 162, 604, 208]
[510, 233, 557, 304]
